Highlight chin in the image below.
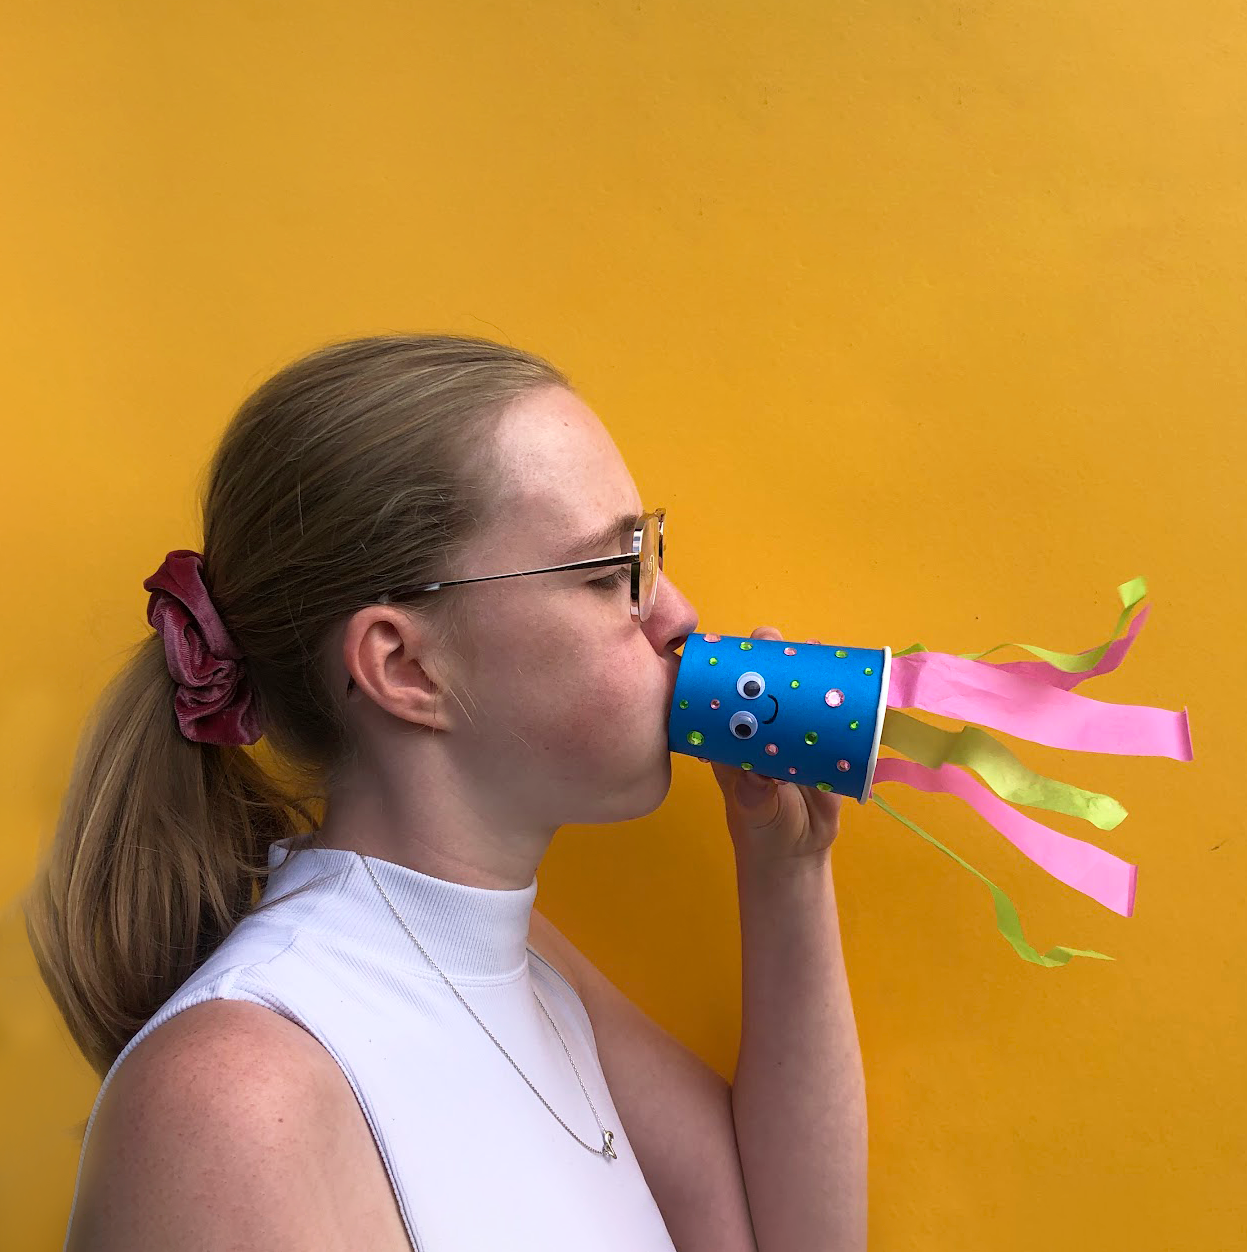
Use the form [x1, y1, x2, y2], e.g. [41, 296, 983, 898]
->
[637, 753, 674, 814]
[586, 756, 673, 824]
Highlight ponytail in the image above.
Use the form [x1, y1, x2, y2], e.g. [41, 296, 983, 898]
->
[24, 635, 314, 1076]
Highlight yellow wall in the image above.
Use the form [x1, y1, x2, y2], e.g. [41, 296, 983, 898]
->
[2, 3, 1242, 1247]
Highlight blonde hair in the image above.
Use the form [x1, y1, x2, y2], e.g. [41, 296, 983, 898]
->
[23, 333, 571, 1077]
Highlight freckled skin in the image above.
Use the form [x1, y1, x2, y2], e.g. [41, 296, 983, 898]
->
[314, 383, 701, 890]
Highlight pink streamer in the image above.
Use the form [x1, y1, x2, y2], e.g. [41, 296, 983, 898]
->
[887, 651, 1193, 760]
[871, 757, 1138, 916]
[979, 602, 1152, 691]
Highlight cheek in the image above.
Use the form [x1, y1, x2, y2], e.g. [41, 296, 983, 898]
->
[514, 655, 659, 774]
[468, 601, 662, 770]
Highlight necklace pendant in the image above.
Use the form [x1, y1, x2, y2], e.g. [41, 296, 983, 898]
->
[602, 1129, 617, 1159]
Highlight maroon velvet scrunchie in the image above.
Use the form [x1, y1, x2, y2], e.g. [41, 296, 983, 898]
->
[142, 549, 262, 746]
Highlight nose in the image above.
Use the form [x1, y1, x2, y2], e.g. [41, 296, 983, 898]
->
[650, 565, 697, 654]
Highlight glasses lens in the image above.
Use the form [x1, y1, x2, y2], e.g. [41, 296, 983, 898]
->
[638, 514, 660, 621]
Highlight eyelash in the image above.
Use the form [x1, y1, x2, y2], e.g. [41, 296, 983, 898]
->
[591, 566, 632, 591]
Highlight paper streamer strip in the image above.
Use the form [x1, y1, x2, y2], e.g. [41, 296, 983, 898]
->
[870, 756, 1138, 916]
[886, 650, 1192, 760]
[879, 709, 1128, 831]
[869, 792, 1115, 968]
[892, 575, 1151, 684]
[867, 576, 1191, 963]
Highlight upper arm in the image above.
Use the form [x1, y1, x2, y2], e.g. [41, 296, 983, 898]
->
[69, 1000, 399, 1252]
[529, 909, 757, 1252]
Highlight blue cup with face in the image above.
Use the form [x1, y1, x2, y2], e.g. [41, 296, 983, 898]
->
[668, 632, 893, 802]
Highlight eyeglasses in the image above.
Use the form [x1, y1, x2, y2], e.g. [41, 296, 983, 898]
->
[416, 507, 665, 622]
[346, 508, 665, 695]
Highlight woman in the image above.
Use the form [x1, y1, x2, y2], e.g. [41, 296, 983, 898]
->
[25, 334, 867, 1251]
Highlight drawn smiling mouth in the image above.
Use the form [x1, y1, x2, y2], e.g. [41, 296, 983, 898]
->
[760, 695, 779, 725]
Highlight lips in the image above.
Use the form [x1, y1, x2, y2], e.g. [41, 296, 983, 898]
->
[665, 665, 681, 709]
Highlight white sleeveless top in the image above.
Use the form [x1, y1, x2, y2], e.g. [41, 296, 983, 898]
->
[64, 835, 679, 1252]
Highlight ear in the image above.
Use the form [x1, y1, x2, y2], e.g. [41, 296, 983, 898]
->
[340, 605, 458, 732]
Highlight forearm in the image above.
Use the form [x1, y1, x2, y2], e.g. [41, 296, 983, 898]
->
[730, 848, 868, 1252]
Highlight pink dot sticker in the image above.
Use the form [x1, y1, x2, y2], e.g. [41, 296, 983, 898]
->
[702, 633, 722, 643]
[788, 767, 798, 775]
[783, 646, 797, 656]
[824, 689, 845, 708]
[764, 743, 779, 755]
[710, 698, 720, 709]
[836, 759, 851, 772]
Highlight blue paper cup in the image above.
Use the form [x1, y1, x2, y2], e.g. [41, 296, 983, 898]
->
[668, 632, 892, 802]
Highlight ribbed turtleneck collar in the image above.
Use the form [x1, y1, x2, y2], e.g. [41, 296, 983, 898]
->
[262, 834, 539, 981]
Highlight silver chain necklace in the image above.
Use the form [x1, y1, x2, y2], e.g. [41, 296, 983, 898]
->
[356, 852, 618, 1161]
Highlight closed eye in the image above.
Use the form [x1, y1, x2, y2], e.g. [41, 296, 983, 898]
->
[591, 566, 632, 591]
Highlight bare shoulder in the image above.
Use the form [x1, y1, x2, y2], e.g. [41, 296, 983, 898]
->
[70, 1000, 408, 1252]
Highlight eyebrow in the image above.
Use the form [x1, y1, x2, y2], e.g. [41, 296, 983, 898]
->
[558, 511, 639, 562]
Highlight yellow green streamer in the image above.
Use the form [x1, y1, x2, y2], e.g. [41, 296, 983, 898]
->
[869, 793, 1114, 967]
[879, 710, 1128, 832]
[891, 575, 1149, 670]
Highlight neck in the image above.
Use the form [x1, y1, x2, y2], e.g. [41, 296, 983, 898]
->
[311, 786, 553, 891]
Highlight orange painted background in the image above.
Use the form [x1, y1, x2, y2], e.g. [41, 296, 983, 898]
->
[2, 3, 1242, 1248]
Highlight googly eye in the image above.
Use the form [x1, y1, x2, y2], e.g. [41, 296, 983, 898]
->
[736, 671, 765, 699]
[729, 711, 758, 739]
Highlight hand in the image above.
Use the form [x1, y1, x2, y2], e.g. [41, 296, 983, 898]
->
[708, 626, 845, 868]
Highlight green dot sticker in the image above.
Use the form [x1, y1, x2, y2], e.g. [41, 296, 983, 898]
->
[740, 761, 753, 770]
[740, 641, 753, 650]
[849, 720, 859, 730]
[804, 731, 818, 745]
[835, 649, 847, 658]
[816, 781, 833, 792]
[686, 730, 704, 746]
[709, 657, 718, 666]
[679, 699, 689, 709]
[864, 667, 873, 676]
[790, 679, 800, 689]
